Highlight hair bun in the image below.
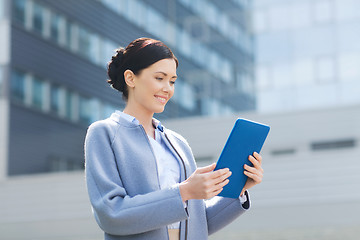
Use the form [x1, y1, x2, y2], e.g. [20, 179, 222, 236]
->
[112, 48, 125, 66]
[107, 48, 126, 97]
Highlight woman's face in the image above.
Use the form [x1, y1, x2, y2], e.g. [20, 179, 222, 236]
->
[129, 58, 177, 114]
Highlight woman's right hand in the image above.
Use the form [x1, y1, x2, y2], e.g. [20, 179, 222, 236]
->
[179, 163, 232, 201]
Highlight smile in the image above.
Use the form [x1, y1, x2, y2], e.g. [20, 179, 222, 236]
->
[155, 95, 167, 104]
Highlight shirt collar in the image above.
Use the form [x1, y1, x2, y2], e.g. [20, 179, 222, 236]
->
[115, 110, 164, 132]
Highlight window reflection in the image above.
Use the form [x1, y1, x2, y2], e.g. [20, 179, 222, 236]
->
[65, 90, 74, 121]
[78, 27, 91, 58]
[338, 54, 360, 80]
[79, 96, 91, 125]
[50, 84, 61, 114]
[13, 0, 26, 25]
[316, 57, 335, 83]
[314, 0, 333, 24]
[11, 70, 26, 102]
[32, 76, 44, 109]
[50, 12, 61, 43]
[32, 2, 45, 34]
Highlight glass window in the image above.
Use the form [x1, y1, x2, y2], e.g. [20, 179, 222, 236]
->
[257, 32, 292, 63]
[294, 59, 315, 86]
[164, 22, 176, 47]
[65, 90, 74, 120]
[11, 70, 26, 101]
[102, 103, 118, 119]
[178, 0, 191, 8]
[335, 0, 360, 21]
[50, 12, 61, 44]
[32, 2, 45, 34]
[64, 19, 73, 50]
[338, 53, 360, 81]
[218, 13, 230, 35]
[180, 80, 196, 111]
[89, 34, 101, 65]
[145, 7, 163, 38]
[254, 9, 267, 33]
[78, 27, 91, 58]
[338, 22, 360, 52]
[65, 21, 78, 52]
[268, 5, 290, 31]
[116, 0, 128, 15]
[256, 66, 271, 89]
[293, 27, 334, 58]
[50, 84, 61, 114]
[291, 2, 311, 28]
[314, 0, 333, 24]
[206, 3, 218, 27]
[238, 71, 254, 93]
[13, 0, 26, 25]
[192, 0, 205, 14]
[32, 76, 44, 109]
[221, 60, 233, 83]
[316, 57, 335, 83]
[201, 97, 221, 116]
[128, 0, 146, 27]
[101, 39, 118, 68]
[208, 52, 219, 75]
[79, 95, 91, 125]
[272, 63, 292, 87]
[176, 29, 191, 58]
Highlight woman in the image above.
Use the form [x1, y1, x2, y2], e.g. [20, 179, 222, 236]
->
[85, 37, 264, 240]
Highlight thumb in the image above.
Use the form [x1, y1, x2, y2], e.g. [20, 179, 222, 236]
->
[196, 163, 217, 174]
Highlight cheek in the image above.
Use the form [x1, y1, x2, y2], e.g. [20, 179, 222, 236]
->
[169, 87, 175, 98]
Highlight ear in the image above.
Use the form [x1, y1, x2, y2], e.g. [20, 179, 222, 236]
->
[124, 69, 136, 88]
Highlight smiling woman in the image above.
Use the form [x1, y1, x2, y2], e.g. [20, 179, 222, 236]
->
[85, 37, 263, 240]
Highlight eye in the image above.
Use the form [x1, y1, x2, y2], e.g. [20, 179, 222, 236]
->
[170, 81, 176, 85]
[156, 77, 163, 81]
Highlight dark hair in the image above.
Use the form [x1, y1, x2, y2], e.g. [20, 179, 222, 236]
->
[107, 37, 178, 100]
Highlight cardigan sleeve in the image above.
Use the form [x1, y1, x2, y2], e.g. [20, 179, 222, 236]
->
[84, 121, 188, 236]
[205, 191, 251, 235]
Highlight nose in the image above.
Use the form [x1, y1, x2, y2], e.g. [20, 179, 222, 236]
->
[162, 81, 172, 92]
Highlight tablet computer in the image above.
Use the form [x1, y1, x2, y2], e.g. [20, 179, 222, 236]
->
[214, 118, 270, 198]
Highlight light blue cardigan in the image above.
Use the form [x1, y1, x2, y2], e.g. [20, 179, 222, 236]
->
[85, 111, 250, 240]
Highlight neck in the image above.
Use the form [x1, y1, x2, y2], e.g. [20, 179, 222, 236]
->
[123, 102, 155, 138]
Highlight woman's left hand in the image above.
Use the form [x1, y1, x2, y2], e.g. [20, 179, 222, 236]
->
[240, 152, 264, 196]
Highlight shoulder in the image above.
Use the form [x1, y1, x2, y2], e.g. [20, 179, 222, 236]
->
[86, 118, 120, 143]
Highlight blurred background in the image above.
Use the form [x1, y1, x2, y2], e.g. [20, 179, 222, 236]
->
[0, 0, 359, 239]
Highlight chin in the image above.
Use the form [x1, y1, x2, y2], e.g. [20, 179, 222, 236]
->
[153, 105, 166, 114]
[154, 108, 165, 114]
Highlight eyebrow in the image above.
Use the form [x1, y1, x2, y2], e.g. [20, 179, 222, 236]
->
[155, 71, 177, 79]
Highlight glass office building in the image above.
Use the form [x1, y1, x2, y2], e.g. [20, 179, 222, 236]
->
[254, 0, 360, 113]
[0, 0, 254, 176]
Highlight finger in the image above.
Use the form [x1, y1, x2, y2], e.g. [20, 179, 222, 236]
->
[213, 170, 232, 185]
[248, 155, 261, 169]
[212, 187, 223, 198]
[216, 178, 230, 188]
[253, 152, 262, 164]
[244, 170, 262, 183]
[244, 165, 263, 178]
[244, 164, 263, 175]
[197, 163, 216, 174]
[207, 168, 230, 179]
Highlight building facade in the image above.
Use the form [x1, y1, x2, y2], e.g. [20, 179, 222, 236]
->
[253, 0, 360, 113]
[0, 0, 254, 177]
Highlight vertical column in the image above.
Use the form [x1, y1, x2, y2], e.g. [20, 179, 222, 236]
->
[0, 0, 10, 181]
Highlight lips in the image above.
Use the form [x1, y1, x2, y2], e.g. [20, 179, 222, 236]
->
[154, 95, 168, 104]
